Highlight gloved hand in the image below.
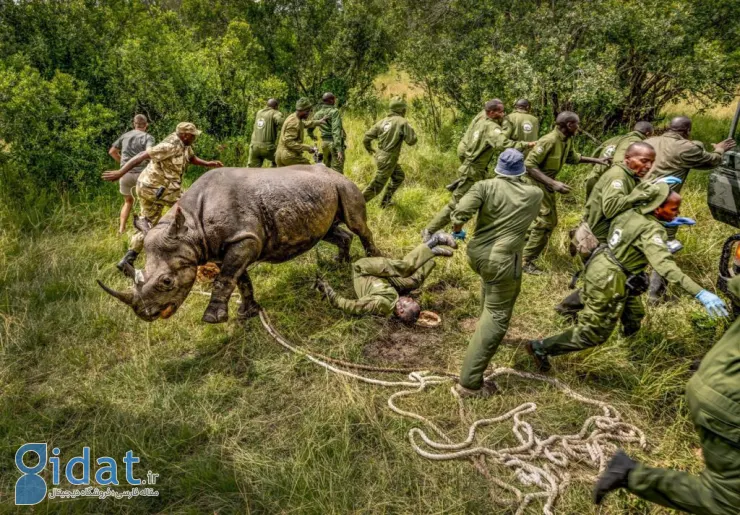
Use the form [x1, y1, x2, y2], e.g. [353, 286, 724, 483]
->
[452, 230, 467, 241]
[314, 277, 335, 299]
[656, 176, 682, 186]
[663, 217, 696, 228]
[695, 290, 729, 318]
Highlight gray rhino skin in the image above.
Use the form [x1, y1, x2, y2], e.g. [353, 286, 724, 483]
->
[98, 165, 380, 323]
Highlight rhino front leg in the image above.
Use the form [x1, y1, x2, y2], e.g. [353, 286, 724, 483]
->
[203, 238, 261, 324]
[236, 272, 260, 320]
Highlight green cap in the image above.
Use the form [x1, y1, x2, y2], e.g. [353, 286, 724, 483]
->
[296, 97, 312, 111]
[176, 122, 201, 136]
[389, 97, 407, 113]
[638, 182, 671, 214]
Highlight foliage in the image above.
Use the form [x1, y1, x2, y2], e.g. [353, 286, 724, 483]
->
[390, 0, 740, 131]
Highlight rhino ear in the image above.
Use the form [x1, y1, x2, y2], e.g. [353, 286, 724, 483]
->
[165, 205, 187, 239]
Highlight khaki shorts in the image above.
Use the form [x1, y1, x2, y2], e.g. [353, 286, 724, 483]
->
[119, 171, 141, 196]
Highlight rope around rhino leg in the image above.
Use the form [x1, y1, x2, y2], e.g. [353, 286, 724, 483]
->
[253, 308, 647, 515]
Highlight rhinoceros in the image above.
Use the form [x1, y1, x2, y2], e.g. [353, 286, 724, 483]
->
[98, 165, 380, 323]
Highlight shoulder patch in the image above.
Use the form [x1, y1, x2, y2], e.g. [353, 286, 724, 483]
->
[603, 145, 616, 158]
[382, 121, 392, 133]
[256, 118, 265, 129]
[611, 179, 623, 190]
[522, 122, 533, 133]
[652, 235, 665, 246]
[535, 146, 544, 155]
[608, 229, 622, 248]
[493, 128, 501, 134]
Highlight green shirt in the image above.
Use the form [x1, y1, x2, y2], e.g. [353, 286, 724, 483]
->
[312, 102, 345, 148]
[587, 130, 646, 185]
[525, 128, 582, 179]
[250, 107, 284, 145]
[461, 117, 529, 172]
[363, 113, 417, 156]
[276, 112, 323, 160]
[606, 209, 702, 295]
[451, 175, 543, 261]
[585, 163, 657, 242]
[645, 131, 725, 184]
[505, 111, 539, 142]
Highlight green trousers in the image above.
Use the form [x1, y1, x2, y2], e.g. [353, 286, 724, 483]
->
[459, 253, 522, 390]
[363, 150, 404, 203]
[627, 386, 740, 514]
[425, 164, 485, 234]
[540, 254, 645, 356]
[247, 142, 277, 168]
[321, 140, 344, 174]
[523, 183, 557, 263]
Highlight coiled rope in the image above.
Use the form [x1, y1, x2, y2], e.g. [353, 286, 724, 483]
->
[258, 309, 647, 515]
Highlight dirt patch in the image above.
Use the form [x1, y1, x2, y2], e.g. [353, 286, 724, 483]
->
[459, 317, 478, 333]
[363, 326, 443, 369]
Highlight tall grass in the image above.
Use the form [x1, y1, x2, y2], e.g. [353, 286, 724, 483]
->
[0, 108, 736, 514]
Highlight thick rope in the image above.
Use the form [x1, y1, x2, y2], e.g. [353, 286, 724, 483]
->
[257, 309, 647, 515]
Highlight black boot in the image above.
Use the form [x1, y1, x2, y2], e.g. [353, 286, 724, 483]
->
[555, 289, 583, 322]
[593, 450, 637, 504]
[116, 250, 139, 274]
[525, 340, 551, 372]
[647, 270, 666, 305]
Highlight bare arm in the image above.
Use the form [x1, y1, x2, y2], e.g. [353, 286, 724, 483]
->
[190, 155, 223, 168]
[108, 147, 121, 163]
[102, 151, 150, 181]
[526, 166, 571, 194]
[579, 156, 611, 166]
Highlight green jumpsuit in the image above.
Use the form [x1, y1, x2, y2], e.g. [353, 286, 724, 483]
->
[312, 102, 345, 173]
[451, 175, 543, 390]
[522, 128, 582, 263]
[248, 106, 284, 167]
[505, 110, 539, 146]
[362, 109, 417, 204]
[324, 243, 437, 316]
[539, 208, 703, 356]
[585, 131, 647, 198]
[426, 117, 529, 234]
[626, 275, 740, 514]
[275, 112, 324, 167]
[457, 110, 486, 162]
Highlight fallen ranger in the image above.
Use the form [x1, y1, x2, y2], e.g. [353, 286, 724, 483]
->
[593, 278, 740, 514]
[314, 233, 457, 323]
[526, 185, 729, 372]
[449, 149, 543, 398]
[98, 166, 379, 324]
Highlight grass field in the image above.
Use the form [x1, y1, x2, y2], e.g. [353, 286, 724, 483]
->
[0, 104, 738, 514]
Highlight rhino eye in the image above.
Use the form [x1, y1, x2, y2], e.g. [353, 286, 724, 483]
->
[159, 276, 174, 290]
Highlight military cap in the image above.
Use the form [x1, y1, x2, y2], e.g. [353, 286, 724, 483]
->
[176, 122, 202, 136]
[389, 97, 407, 112]
[638, 182, 671, 214]
[296, 97, 312, 111]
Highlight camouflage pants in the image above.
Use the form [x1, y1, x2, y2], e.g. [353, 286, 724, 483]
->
[247, 142, 277, 168]
[321, 140, 344, 174]
[128, 185, 175, 253]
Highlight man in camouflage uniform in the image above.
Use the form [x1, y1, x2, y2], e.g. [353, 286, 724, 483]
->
[275, 98, 327, 167]
[594, 275, 740, 514]
[585, 121, 654, 198]
[102, 122, 223, 271]
[314, 232, 457, 322]
[644, 116, 736, 302]
[450, 149, 543, 398]
[423, 99, 534, 238]
[555, 142, 662, 319]
[248, 99, 284, 167]
[522, 111, 610, 274]
[108, 114, 155, 234]
[504, 99, 539, 148]
[362, 97, 417, 207]
[311, 92, 346, 173]
[526, 185, 729, 372]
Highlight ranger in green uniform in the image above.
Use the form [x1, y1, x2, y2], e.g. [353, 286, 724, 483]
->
[457, 110, 486, 163]
[275, 98, 326, 167]
[644, 116, 736, 302]
[314, 232, 457, 321]
[248, 99, 284, 168]
[450, 149, 543, 398]
[584, 121, 654, 198]
[362, 97, 417, 207]
[504, 99, 539, 146]
[311, 92, 346, 173]
[594, 276, 740, 514]
[526, 186, 729, 372]
[423, 99, 534, 238]
[102, 122, 223, 271]
[522, 111, 610, 274]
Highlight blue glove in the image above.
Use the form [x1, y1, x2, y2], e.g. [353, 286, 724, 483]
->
[695, 290, 729, 318]
[656, 176, 683, 186]
[663, 217, 696, 228]
[452, 230, 467, 241]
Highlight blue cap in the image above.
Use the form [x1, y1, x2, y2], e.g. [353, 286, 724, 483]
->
[494, 148, 526, 176]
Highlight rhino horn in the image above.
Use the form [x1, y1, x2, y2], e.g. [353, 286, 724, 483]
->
[97, 280, 134, 305]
